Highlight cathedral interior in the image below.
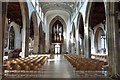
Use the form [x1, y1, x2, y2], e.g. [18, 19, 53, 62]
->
[0, 0, 120, 79]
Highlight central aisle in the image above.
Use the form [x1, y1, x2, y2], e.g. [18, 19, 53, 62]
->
[41, 54, 77, 78]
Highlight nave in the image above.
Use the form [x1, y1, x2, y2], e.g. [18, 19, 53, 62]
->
[1, 1, 120, 79]
[3, 54, 112, 79]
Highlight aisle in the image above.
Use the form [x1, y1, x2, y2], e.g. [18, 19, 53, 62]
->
[41, 54, 77, 78]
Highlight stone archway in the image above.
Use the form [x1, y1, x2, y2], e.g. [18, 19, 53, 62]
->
[77, 12, 84, 55]
[29, 12, 39, 54]
[3, 1, 29, 58]
[94, 27, 105, 53]
[49, 16, 66, 54]
[85, 1, 106, 58]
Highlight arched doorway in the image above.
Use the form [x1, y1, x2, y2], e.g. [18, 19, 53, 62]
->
[94, 27, 106, 54]
[29, 12, 39, 54]
[77, 13, 84, 55]
[49, 16, 66, 54]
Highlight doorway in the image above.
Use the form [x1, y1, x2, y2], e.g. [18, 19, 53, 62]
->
[53, 44, 62, 54]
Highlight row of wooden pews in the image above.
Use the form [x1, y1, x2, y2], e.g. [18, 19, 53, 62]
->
[64, 54, 112, 77]
[3, 56, 48, 75]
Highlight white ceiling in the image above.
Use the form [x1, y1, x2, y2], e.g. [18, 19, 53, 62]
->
[40, 2, 76, 14]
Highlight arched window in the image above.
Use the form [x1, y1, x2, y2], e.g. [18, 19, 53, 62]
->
[9, 26, 15, 50]
[52, 20, 63, 43]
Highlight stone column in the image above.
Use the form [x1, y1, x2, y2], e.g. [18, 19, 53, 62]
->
[0, 2, 7, 79]
[24, 22, 29, 57]
[106, 2, 119, 75]
[76, 29, 80, 55]
[81, 38, 84, 55]
[84, 24, 91, 58]
[20, 2, 29, 58]
[46, 27, 50, 53]
[34, 35, 39, 54]
[76, 41, 80, 55]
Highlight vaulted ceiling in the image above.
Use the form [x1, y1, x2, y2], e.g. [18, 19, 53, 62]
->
[40, 2, 76, 14]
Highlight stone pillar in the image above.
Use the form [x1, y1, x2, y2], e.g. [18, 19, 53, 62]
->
[76, 29, 80, 55]
[20, 2, 29, 58]
[40, 44, 43, 53]
[46, 27, 49, 53]
[76, 41, 80, 55]
[81, 38, 84, 55]
[106, 2, 119, 75]
[43, 38, 46, 53]
[24, 22, 29, 57]
[84, 24, 91, 58]
[63, 31, 67, 54]
[34, 36, 39, 54]
[0, 2, 7, 79]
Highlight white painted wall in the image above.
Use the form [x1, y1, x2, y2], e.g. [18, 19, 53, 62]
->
[5, 22, 22, 53]
[91, 30, 95, 54]
[93, 23, 106, 53]
[10, 22, 21, 49]
[45, 10, 70, 53]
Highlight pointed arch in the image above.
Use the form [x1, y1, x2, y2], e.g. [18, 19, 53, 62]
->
[77, 12, 84, 55]
[4, 1, 29, 57]
[49, 16, 66, 44]
[29, 11, 39, 54]
[30, 11, 39, 36]
[94, 27, 105, 53]
[49, 16, 66, 54]
[85, 0, 106, 58]
[77, 12, 84, 39]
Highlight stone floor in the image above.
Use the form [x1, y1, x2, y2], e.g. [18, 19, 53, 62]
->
[40, 54, 77, 78]
[3, 54, 112, 80]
